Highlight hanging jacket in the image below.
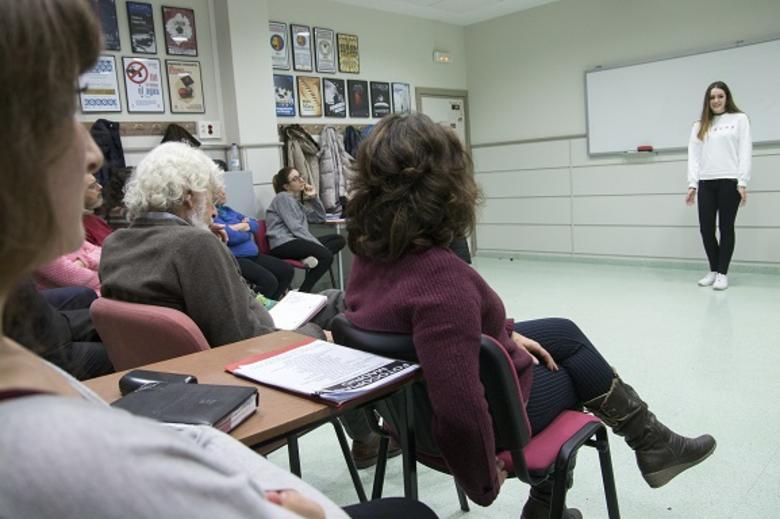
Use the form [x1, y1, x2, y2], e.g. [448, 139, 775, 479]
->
[344, 126, 362, 157]
[281, 125, 321, 193]
[318, 127, 356, 213]
[90, 119, 125, 189]
[161, 123, 201, 147]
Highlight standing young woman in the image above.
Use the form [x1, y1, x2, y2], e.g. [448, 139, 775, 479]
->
[686, 81, 751, 290]
[266, 167, 346, 292]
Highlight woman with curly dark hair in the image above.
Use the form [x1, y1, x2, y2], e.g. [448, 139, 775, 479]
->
[344, 113, 716, 518]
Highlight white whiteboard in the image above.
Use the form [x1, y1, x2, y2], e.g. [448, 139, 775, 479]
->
[585, 38, 780, 155]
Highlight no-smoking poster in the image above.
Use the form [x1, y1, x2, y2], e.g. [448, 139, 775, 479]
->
[122, 56, 165, 113]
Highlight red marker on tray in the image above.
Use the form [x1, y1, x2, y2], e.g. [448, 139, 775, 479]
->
[636, 145, 654, 152]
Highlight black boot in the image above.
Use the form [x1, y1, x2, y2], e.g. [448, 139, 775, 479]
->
[521, 478, 583, 519]
[585, 375, 716, 488]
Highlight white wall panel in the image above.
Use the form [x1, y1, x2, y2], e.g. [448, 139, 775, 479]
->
[573, 195, 697, 227]
[481, 197, 570, 225]
[472, 140, 569, 172]
[476, 168, 570, 198]
[572, 161, 687, 196]
[573, 226, 702, 259]
[253, 184, 276, 217]
[476, 224, 571, 253]
[750, 154, 780, 191]
[245, 147, 283, 184]
[732, 228, 780, 263]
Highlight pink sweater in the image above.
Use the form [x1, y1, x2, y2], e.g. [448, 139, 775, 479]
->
[345, 247, 534, 506]
[35, 240, 102, 295]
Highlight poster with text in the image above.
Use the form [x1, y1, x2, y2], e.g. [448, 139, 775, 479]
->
[162, 6, 198, 56]
[269, 21, 290, 70]
[322, 77, 346, 118]
[127, 2, 157, 54]
[347, 79, 369, 117]
[274, 74, 295, 117]
[392, 82, 411, 114]
[79, 55, 122, 112]
[314, 27, 336, 74]
[297, 76, 322, 117]
[370, 81, 391, 118]
[166, 60, 204, 113]
[123, 57, 165, 112]
[337, 33, 359, 74]
[91, 0, 121, 51]
[291, 24, 313, 72]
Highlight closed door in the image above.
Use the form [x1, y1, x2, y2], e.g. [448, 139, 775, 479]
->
[418, 94, 469, 147]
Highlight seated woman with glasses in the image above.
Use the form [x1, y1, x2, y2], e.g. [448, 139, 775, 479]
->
[265, 167, 345, 292]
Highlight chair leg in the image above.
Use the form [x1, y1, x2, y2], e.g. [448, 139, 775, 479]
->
[371, 435, 390, 500]
[287, 434, 301, 477]
[596, 427, 621, 519]
[331, 419, 368, 503]
[400, 385, 418, 500]
[328, 265, 337, 288]
[455, 481, 470, 512]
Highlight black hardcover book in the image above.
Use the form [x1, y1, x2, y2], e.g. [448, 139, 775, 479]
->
[112, 382, 258, 433]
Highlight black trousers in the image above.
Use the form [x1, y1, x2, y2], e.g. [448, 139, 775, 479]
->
[343, 497, 438, 518]
[236, 255, 295, 300]
[698, 179, 741, 274]
[270, 234, 346, 292]
[516, 318, 614, 436]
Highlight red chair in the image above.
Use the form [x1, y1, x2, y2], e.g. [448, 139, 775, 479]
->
[331, 315, 621, 518]
[90, 298, 210, 370]
[255, 219, 337, 288]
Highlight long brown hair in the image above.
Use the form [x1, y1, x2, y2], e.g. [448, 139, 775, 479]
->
[696, 81, 742, 140]
[0, 0, 101, 295]
[346, 113, 482, 262]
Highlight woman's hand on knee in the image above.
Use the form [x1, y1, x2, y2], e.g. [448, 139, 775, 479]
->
[265, 490, 325, 519]
[511, 332, 558, 371]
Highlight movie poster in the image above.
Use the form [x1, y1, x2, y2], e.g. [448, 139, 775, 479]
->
[166, 60, 204, 113]
[348, 80, 369, 117]
[127, 1, 157, 54]
[297, 75, 322, 117]
[322, 77, 346, 118]
[162, 6, 198, 56]
[274, 74, 295, 117]
[123, 56, 165, 112]
[370, 81, 391, 118]
[392, 82, 411, 114]
[79, 55, 122, 112]
[91, 0, 120, 51]
[337, 33, 359, 74]
[269, 21, 290, 70]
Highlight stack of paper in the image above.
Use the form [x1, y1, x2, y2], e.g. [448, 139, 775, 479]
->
[268, 291, 328, 330]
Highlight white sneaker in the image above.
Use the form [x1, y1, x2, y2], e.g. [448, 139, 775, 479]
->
[713, 274, 728, 290]
[697, 272, 717, 287]
[301, 256, 319, 269]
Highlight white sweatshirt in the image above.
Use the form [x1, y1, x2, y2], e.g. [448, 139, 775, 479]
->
[687, 112, 752, 189]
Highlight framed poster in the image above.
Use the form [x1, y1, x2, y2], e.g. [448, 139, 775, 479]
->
[91, 0, 121, 51]
[392, 82, 411, 114]
[162, 6, 198, 56]
[337, 33, 359, 74]
[297, 76, 322, 117]
[269, 21, 290, 70]
[127, 2, 157, 54]
[322, 77, 346, 118]
[122, 56, 165, 113]
[290, 24, 313, 72]
[79, 55, 122, 112]
[314, 27, 336, 74]
[370, 82, 391, 118]
[274, 74, 295, 117]
[347, 79, 369, 118]
[166, 60, 204, 113]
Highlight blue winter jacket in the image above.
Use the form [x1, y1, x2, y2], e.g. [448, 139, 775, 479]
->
[214, 205, 260, 258]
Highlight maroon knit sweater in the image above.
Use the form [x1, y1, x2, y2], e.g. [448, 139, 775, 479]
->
[345, 247, 534, 506]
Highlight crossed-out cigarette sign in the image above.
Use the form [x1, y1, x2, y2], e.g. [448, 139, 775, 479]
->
[125, 61, 148, 84]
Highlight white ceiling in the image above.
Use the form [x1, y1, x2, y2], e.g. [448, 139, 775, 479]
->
[327, 0, 560, 26]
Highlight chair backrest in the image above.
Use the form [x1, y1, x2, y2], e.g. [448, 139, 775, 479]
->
[330, 314, 533, 480]
[256, 219, 271, 255]
[90, 298, 210, 371]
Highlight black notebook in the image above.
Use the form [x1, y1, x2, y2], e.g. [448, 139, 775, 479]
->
[112, 382, 258, 433]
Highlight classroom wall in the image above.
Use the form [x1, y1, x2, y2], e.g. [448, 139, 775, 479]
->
[465, 0, 780, 266]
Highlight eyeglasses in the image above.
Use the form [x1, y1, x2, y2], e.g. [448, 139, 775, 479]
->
[288, 175, 304, 183]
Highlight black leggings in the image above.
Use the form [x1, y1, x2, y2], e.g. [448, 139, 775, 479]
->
[270, 234, 346, 292]
[698, 179, 741, 274]
[236, 255, 294, 300]
[516, 318, 614, 436]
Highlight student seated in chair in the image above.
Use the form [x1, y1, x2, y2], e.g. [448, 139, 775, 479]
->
[343, 113, 717, 518]
[0, 3, 434, 518]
